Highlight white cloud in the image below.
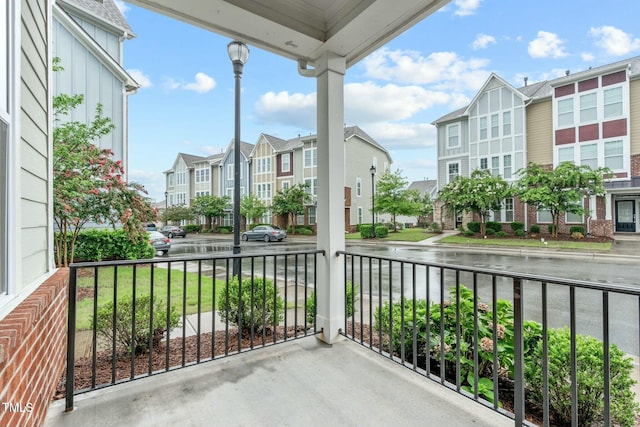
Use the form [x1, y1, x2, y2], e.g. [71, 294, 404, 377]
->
[183, 72, 216, 93]
[528, 31, 568, 59]
[113, 0, 130, 14]
[581, 52, 595, 62]
[200, 146, 227, 156]
[254, 91, 316, 130]
[454, 0, 483, 16]
[161, 73, 216, 93]
[590, 26, 640, 56]
[365, 123, 437, 150]
[128, 69, 152, 88]
[362, 48, 490, 91]
[472, 34, 496, 50]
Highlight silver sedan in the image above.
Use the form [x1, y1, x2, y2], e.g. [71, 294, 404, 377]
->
[241, 225, 287, 242]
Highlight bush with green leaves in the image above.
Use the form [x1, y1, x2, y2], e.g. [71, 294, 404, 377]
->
[496, 231, 508, 237]
[217, 225, 232, 233]
[514, 229, 525, 237]
[525, 327, 638, 427]
[430, 222, 441, 232]
[184, 224, 201, 233]
[569, 225, 585, 235]
[467, 222, 481, 233]
[530, 224, 541, 233]
[69, 228, 155, 262]
[360, 224, 373, 238]
[217, 276, 284, 333]
[94, 295, 179, 355]
[485, 228, 495, 236]
[375, 226, 389, 238]
[510, 222, 524, 232]
[463, 230, 475, 237]
[306, 281, 359, 324]
[486, 221, 502, 232]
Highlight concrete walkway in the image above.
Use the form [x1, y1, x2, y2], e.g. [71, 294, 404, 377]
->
[46, 337, 512, 427]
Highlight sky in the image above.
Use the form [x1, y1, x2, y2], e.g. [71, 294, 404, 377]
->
[115, 0, 640, 202]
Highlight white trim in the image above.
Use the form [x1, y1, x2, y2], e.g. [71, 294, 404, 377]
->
[445, 160, 460, 183]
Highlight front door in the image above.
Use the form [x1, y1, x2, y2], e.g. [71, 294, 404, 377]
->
[615, 200, 636, 232]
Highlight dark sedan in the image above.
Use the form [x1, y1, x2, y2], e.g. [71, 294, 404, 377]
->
[160, 225, 186, 238]
[148, 231, 170, 255]
[241, 225, 287, 242]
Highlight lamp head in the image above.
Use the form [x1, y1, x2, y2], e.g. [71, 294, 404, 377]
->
[227, 41, 250, 65]
[370, 165, 376, 176]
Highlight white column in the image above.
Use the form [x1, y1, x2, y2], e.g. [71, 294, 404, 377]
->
[315, 52, 346, 344]
[605, 193, 613, 221]
[589, 195, 597, 220]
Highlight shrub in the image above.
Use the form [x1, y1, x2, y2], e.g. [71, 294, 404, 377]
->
[571, 231, 584, 240]
[184, 224, 201, 233]
[201, 228, 212, 233]
[69, 229, 155, 262]
[430, 222, 441, 232]
[306, 281, 359, 324]
[217, 225, 232, 233]
[486, 221, 502, 232]
[485, 228, 495, 236]
[569, 225, 585, 235]
[463, 230, 475, 237]
[360, 224, 373, 239]
[94, 295, 180, 356]
[298, 228, 314, 235]
[530, 224, 540, 234]
[217, 276, 284, 333]
[525, 328, 639, 427]
[510, 222, 525, 232]
[547, 224, 554, 234]
[514, 229, 525, 237]
[467, 222, 481, 233]
[375, 226, 389, 238]
[496, 231, 508, 237]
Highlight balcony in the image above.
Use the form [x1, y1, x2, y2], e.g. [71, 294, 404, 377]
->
[45, 249, 639, 426]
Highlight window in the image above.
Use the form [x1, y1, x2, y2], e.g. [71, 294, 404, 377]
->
[491, 156, 499, 177]
[480, 158, 488, 170]
[372, 157, 378, 168]
[308, 207, 317, 225]
[557, 98, 574, 127]
[491, 114, 499, 138]
[479, 117, 488, 140]
[558, 147, 574, 164]
[580, 93, 597, 123]
[447, 123, 459, 148]
[537, 208, 552, 223]
[304, 148, 317, 168]
[447, 163, 459, 183]
[604, 140, 623, 170]
[168, 174, 174, 187]
[281, 153, 291, 173]
[502, 111, 511, 136]
[305, 178, 318, 196]
[580, 144, 598, 169]
[356, 177, 362, 197]
[256, 157, 271, 174]
[357, 207, 363, 224]
[503, 155, 512, 179]
[195, 168, 210, 183]
[227, 164, 233, 180]
[604, 87, 622, 118]
[282, 180, 290, 191]
[297, 213, 306, 226]
[504, 198, 514, 222]
[566, 210, 582, 224]
[257, 183, 272, 200]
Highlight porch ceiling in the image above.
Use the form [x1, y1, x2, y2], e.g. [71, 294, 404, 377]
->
[126, 0, 451, 67]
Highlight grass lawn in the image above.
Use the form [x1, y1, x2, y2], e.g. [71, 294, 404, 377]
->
[438, 234, 612, 251]
[345, 228, 435, 242]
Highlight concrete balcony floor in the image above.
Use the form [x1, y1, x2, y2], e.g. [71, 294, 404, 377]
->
[46, 336, 512, 427]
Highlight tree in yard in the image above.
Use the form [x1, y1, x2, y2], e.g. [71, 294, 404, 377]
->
[374, 169, 422, 231]
[516, 162, 609, 237]
[240, 194, 268, 226]
[271, 183, 312, 234]
[437, 169, 511, 236]
[53, 62, 157, 267]
[162, 204, 195, 224]
[192, 195, 230, 229]
[407, 189, 434, 227]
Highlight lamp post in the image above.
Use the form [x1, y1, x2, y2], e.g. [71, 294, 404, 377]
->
[228, 40, 249, 277]
[164, 191, 168, 225]
[370, 165, 376, 238]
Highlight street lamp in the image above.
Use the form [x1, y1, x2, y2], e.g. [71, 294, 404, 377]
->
[164, 191, 168, 210]
[370, 165, 376, 238]
[228, 40, 249, 276]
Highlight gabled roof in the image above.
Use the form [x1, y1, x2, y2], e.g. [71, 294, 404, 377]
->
[462, 73, 529, 117]
[220, 140, 255, 164]
[344, 125, 390, 157]
[408, 179, 437, 196]
[433, 55, 640, 126]
[58, 0, 135, 38]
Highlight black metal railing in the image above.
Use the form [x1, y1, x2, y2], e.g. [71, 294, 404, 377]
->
[65, 250, 323, 411]
[338, 250, 640, 427]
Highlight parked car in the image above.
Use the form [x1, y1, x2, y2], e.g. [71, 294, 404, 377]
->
[241, 225, 287, 242]
[160, 225, 186, 238]
[145, 223, 157, 231]
[148, 231, 170, 255]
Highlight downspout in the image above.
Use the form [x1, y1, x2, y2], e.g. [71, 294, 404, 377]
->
[297, 59, 317, 78]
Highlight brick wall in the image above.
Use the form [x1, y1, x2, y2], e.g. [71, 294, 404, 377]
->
[0, 269, 68, 427]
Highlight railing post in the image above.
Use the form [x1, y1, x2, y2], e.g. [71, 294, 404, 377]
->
[65, 266, 77, 412]
[513, 278, 524, 426]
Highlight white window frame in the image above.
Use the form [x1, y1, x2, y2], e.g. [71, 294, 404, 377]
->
[308, 207, 317, 225]
[356, 177, 362, 197]
[305, 178, 318, 196]
[227, 164, 233, 181]
[604, 140, 624, 170]
[557, 98, 574, 128]
[281, 180, 290, 191]
[537, 208, 552, 224]
[490, 114, 499, 138]
[281, 153, 291, 173]
[502, 111, 511, 136]
[580, 143, 598, 169]
[491, 156, 499, 177]
[503, 155, 512, 179]
[604, 86, 623, 119]
[446, 123, 460, 148]
[579, 92, 597, 124]
[357, 207, 363, 224]
[447, 161, 460, 183]
[479, 116, 488, 140]
[304, 147, 317, 168]
[479, 157, 488, 170]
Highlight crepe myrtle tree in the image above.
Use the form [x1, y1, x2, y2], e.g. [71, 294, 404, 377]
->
[240, 194, 268, 226]
[374, 169, 423, 231]
[407, 189, 434, 227]
[271, 182, 312, 234]
[53, 60, 156, 267]
[516, 162, 609, 238]
[438, 169, 511, 236]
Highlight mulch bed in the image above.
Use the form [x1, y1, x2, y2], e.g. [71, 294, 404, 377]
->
[460, 232, 613, 244]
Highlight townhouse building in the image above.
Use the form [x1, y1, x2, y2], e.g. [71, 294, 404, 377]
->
[434, 56, 640, 237]
[164, 126, 392, 232]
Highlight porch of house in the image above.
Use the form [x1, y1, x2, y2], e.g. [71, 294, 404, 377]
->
[45, 336, 511, 427]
